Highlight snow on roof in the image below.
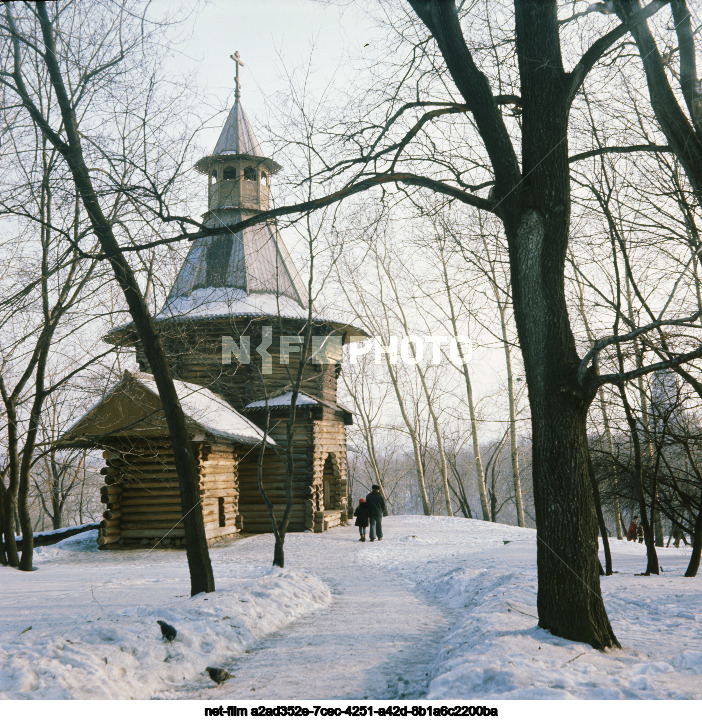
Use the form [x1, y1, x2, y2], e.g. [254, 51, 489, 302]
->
[132, 372, 273, 445]
[61, 371, 274, 447]
[157, 288, 308, 322]
[245, 392, 320, 409]
[245, 391, 354, 416]
[155, 286, 363, 333]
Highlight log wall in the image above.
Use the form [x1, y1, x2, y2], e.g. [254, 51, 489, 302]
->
[237, 408, 348, 534]
[96, 438, 240, 549]
[134, 318, 343, 409]
[237, 415, 314, 533]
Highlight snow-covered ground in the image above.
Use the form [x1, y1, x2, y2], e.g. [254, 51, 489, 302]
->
[1, 516, 701, 700]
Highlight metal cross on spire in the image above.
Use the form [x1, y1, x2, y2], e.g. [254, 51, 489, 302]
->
[231, 51, 244, 100]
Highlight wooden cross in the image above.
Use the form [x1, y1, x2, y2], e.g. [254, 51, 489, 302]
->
[231, 51, 244, 99]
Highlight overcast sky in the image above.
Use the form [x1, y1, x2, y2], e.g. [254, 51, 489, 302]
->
[163, 0, 376, 152]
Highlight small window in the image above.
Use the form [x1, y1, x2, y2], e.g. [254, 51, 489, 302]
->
[218, 497, 226, 527]
[243, 166, 256, 181]
[223, 168, 237, 180]
[210, 171, 217, 182]
[261, 172, 268, 186]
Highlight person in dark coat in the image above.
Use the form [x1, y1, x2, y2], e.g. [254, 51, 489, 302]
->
[627, 518, 638, 542]
[353, 498, 370, 541]
[637, 522, 645, 544]
[365, 484, 387, 542]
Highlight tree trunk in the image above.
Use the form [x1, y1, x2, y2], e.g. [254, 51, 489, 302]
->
[441, 256, 490, 520]
[0, 485, 6, 566]
[385, 357, 431, 515]
[505, 1, 617, 646]
[273, 536, 285, 568]
[589, 456, 613, 575]
[2, 497, 19, 567]
[499, 302, 525, 527]
[598, 390, 623, 540]
[508, 202, 617, 646]
[684, 487, 702, 577]
[618, 383, 660, 575]
[413, 358, 453, 516]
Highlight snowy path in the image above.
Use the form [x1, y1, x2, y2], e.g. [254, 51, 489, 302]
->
[176, 526, 453, 700]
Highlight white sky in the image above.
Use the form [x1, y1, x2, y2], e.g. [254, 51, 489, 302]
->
[163, 0, 376, 152]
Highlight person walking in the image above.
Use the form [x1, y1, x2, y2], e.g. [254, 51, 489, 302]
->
[637, 521, 645, 544]
[365, 484, 388, 542]
[353, 498, 370, 542]
[627, 517, 638, 542]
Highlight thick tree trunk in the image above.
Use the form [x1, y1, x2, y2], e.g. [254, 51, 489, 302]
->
[0, 486, 6, 566]
[508, 206, 617, 647]
[506, 1, 617, 646]
[2, 498, 19, 567]
[17, 481, 33, 572]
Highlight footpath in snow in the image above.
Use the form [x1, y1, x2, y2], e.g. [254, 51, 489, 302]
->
[174, 529, 452, 700]
[1, 516, 702, 700]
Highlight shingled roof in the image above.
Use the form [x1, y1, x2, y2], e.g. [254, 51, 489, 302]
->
[213, 99, 263, 157]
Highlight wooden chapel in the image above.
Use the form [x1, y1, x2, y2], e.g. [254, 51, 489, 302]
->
[61, 56, 365, 547]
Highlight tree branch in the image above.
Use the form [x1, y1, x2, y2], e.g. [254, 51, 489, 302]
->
[598, 345, 702, 386]
[670, 0, 701, 129]
[569, 143, 671, 162]
[407, 0, 521, 210]
[578, 310, 702, 386]
[567, 0, 668, 106]
[98, 172, 496, 256]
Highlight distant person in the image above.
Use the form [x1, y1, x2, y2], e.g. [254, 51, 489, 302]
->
[365, 484, 388, 542]
[670, 522, 688, 548]
[627, 518, 638, 542]
[637, 522, 644, 544]
[353, 498, 370, 542]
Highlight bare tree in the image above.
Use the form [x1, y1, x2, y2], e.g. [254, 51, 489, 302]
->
[1, 1, 214, 592]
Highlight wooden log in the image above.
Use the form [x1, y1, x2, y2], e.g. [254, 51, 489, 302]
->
[120, 511, 184, 522]
[119, 494, 182, 504]
[120, 521, 185, 530]
[119, 500, 181, 510]
[199, 472, 237, 480]
[97, 533, 120, 545]
[120, 515, 184, 525]
[119, 488, 181, 498]
[119, 529, 185, 539]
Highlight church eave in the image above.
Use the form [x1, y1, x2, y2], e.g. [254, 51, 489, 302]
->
[103, 313, 369, 349]
[195, 154, 282, 175]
